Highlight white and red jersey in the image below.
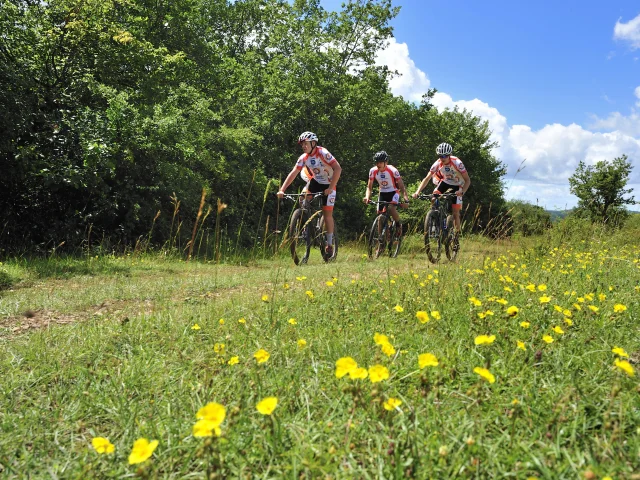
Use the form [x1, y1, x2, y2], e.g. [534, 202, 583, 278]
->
[429, 156, 467, 186]
[368, 165, 402, 193]
[295, 146, 337, 185]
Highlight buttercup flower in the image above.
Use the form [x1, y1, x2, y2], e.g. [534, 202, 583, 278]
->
[613, 304, 627, 313]
[261, 294, 269, 302]
[335, 357, 358, 378]
[588, 305, 599, 313]
[612, 347, 629, 358]
[507, 306, 519, 316]
[326, 281, 334, 287]
[228, 356, 239, 365]
[431, 311, 442, 320]
[191, 324, 201, 330]
[254, 349, 270, 364]
[374, 333, 390, 345]
[538, 284, 547, 291]
[128, 438, 159, 465]
[474, 334, 496, 346]
[468, 297, 482, 307]
[349, 367, 368, 380]
[297, 339, 307, 349]
[256, 397, 278, 415]
[305, 290, 314, 299]
[394, 305, 404, 313]
[539, 295, 551, 304]
[416, 311, 430, 323]
[193, 419, 221, 437]
[614, 359, 635, 377]
[418, 353, 439, 369]
[368, 365, 390, 383]
[516, 340, 526, 351]
[542, 335, 554, 344]
[288, 318, 297, 325]
[92, 437, 115, 454]
[520, 321, 530, 328]
[383, 398, 402, 411]
[552, 326, 564, 334]
[381, 342, 396, 357]
[526, 284, 536, 292]
[473, 367, 495, 384]
[197, 402, 226, 426]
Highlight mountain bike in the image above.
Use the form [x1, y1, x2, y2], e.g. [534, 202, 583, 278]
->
[366, 200, 402, 259]
[418, 193, 460, 263]
[281, 193, 338, 265]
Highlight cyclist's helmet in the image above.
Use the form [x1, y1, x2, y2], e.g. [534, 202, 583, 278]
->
[373, 151, 389, 163]
[436, 143, 453, 156]
[298, 131, 318, 144]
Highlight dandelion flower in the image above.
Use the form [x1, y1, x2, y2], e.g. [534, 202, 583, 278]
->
[128, 438, 159, 465]
[416, 311, 430, 323]
[612, 347, 629, 358]
[349, 367, 368, 380]
[381, 342, 396, 357]
[335, 357, 358, 378]
[191, 324, 201, 330]
[562, 309, 572, 317]
[383, 398, 402, 411]
[228, 356, 239, 365]
[326, 281, 334, 287]
[368, 365, 390, 383]
[91, 437, 115, 454]
[539, 295, 551, 304]
[564, 318, 573, 326]
[516, 341, 526, 351]
[474, 334, 496, 346]
[588, 305, 599, 313]
[613, 304, 627, 313]
[254, 349, 270, 364]
[519, 321, 530, 328]
[538, 284, 547, 291]
[418, 353, 439, 369]
[283, 283, 290, 289]
[507, 306, 519, 317]
[256, 397, 278, 415]
[526, 284, 536, 292]
[196, 402, 226, 425]
[218, 318, 225, 325]
[288, 318, 297, 325]
[193, 419, 221, 437]
[542, 335, 554, 344]
[552, 326, 564, 335]
[496, 298, 508, 305]
[468, 297, 482, 307]
[297, 339, 307, 349]
[614, 359, 635, 377]
[473, 367, 495, 384]
[261, 294, 269, 302]
[374, 333, 390, 345]
[394, 305, 404, 313]
[504, 286, 513, 293]
[238, 318, 246, 324]
[305, 290, 314, 299]
[296, 276, 307, 281]
[431, 311, 441, 320]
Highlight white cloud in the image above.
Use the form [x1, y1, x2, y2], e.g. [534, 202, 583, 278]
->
[374, 38, 430, 102]
[614, 13, 640, 49]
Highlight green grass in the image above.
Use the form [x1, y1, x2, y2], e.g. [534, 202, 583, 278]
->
[0, 235, 638, 478]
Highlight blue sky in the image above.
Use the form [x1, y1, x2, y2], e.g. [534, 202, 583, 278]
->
[322, 0, 640, 210]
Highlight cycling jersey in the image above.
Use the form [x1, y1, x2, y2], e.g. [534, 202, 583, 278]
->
[295, 146, 337, 185]
[429, 156, 467, 187]
[369, 165, 401, 193]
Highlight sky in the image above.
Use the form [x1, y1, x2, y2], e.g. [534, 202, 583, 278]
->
[321, 0, 640, 210]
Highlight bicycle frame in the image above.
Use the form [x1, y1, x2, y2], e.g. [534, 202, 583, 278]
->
[367, 200, 402, 259]
[419, 193, 459, 263]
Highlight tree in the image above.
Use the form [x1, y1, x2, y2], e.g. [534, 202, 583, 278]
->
[569, 156, 636, 226]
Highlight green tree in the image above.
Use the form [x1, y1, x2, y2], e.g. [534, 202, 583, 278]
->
[568, 156, 636, 226]
[505, 200, 551, 236]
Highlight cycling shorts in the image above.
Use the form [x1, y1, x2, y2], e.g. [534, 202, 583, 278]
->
[378, 191, 399, 213]
[434, 181, 463, 210]
[305, 179, 336, 211]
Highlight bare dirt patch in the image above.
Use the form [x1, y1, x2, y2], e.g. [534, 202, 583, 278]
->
[1, 309, 85, 334]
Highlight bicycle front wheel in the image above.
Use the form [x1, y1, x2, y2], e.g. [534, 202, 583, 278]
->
[289, 209, 311, 265]
[368, 215, 388, 259]
[424, 210, 442, 263]
[445, 215, 459, 261]
[318, 217, 338, 263]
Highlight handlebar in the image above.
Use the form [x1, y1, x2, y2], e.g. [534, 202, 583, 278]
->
[416, 193, 459, 201]
[279, 192, 324, 202]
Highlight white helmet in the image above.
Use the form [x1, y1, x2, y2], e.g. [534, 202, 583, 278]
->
[436, 143, 453, 156]
[298, 131, 318, 144]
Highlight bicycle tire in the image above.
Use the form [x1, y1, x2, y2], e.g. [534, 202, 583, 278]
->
[389, 221, 402, 258]
[424, 210, 442, 263]
[368, 215, 388, 259]
[318, 216, 338, 262]
[289, 208, 311, 265]
[445, 215, 460, 261]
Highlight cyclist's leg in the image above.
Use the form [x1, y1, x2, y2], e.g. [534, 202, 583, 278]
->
[387, 191, 401, 235]
[451, 193, 462, 233]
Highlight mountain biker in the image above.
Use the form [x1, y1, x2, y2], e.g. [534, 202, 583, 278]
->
[277, 131, 342, 257]
[412, 142, 471, 233]
[363, 151, 409, 235]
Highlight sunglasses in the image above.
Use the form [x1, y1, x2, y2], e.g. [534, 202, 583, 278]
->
[439, 155, 449, 159]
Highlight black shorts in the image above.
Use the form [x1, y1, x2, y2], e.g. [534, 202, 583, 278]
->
[378, 191, 399, 213]
[307, 179, 336, 210]
[434, 181, 462, 208]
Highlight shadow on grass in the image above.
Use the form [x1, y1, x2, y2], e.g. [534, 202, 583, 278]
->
[0, 270, 14, 291]
[14, 256, 132, 280]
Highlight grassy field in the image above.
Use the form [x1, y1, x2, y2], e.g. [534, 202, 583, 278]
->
[0, 233, 638, 479]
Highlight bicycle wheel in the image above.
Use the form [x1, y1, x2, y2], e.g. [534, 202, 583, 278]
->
[289, 209, 311, 265]
[445, 215, 460, 261]
[318, 217, 338, 262]
[389, 221, 402, 258]
[424, 210, 442, 263]
[368, 215, 388, 259]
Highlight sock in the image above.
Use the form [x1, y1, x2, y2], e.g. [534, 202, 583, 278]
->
[326, 233, 333, 245]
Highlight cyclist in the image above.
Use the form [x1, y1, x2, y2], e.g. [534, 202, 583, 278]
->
[412, 142, 471, 234]
[363, 151, 409, 235]
[277, 131, 342, 257]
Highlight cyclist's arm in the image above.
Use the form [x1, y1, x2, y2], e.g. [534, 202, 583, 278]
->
[396, 177, 409, 202]
[458, 171, 471, 196]
[364, 178, 374, 203]
[278, 167, 300, 194]
[327, 160, 341, 193]
[413, 172, 433, 197]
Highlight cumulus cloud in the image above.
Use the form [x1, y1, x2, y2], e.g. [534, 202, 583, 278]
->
[614, 13, 640, 49]
[374, 38, 640, 208]
[374, 38, 431, 103]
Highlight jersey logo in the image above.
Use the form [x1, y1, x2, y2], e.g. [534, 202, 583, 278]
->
[310, 159, 316, 165]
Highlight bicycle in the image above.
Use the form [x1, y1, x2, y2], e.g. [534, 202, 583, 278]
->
[281, 193, 338, 265]
[418, 193, 460, 263]
[366, 200, 403, 259]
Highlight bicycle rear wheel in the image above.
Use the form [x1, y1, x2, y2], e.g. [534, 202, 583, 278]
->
[368, 215, 388, 259]
[445, 215, 460, 261]
[424, 210, 442, 263]
[289, 209, 311, 265]
[389, 222, 402, 258]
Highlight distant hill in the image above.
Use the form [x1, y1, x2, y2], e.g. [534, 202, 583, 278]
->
[547, 210, 570, 222]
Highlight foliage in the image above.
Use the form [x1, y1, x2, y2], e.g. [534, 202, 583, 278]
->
[568, 156, 636, 227]
[505, 200, 551, 237]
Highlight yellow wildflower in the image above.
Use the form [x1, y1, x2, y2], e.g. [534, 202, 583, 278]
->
[537, 284, 547, 291]
[564, 318, 573, 326]
[297, 339, 307, 349]
[588, 305, 599, 313]
[91, 437, 115, 454]
[383, 398, 402, 411]
[335, 357, 358, 378]
[326, 281, 334, 287]
[394, 305, 404, 313]
[418, 353, 439, 369]
[473, 367, 495, 384]
[288, 318, 297, 325]
[612, 347, 629, 358]
[368, 365, 390, 383]
[416, 311, 430, 323]
[542, 335, 554, 344]
[539, 295, 551, 304]
[349, 367, 368, 380]
[507, 306, 519, 316]
[253, 349, 270, 364]
[238, 318, 246, 324]
[431, 311, 442, 320]
[261, 294, 269, 302]
[614, 359, 635, 377]
[228, 356, 239, 365]
[256, 397, 278, 415]
[381, 342, 396, 357]
[516, 341, 526, 351]
[613, 304, 627, 313]
[468, 297, 482, 307]
[191, 324, 201, 330]
[305, 290, 314, 299]
[552, 326, 564, 334]
[128, 438, 159, 465]
[526, 284, 536, 292]
[374, 333, 390, 345]
[474, 334, 496, 346]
